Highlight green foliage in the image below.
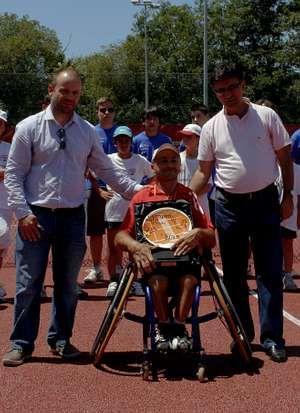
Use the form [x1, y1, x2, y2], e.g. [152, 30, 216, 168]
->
[1, 2, 299, 125]
[0, 13, 64, 123]
[75, 0, 299, 123]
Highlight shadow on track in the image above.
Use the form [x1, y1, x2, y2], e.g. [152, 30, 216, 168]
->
[94, 350, 262, 381]
[28, 351, 92, 365]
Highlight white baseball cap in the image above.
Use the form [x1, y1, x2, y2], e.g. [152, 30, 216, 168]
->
[0, 110, 8, 123]
[152, 143, 179, 162]
[178, 123, 202, 137]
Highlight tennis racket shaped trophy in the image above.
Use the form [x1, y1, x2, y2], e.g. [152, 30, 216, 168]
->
[135, 200, 200, 266]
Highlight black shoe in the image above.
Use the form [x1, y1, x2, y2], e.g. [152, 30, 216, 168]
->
[76, 285, 88, 300]
[266, 345, 287, 363]
[49, 342, 81, 359]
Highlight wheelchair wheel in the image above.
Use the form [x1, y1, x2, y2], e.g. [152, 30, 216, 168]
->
[202, 257, 252, 365]
[91, 264, 135, 366]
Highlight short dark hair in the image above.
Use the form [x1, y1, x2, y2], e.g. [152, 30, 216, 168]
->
[190, 102, 209, 115]
[210, 63, 244, 84]
[141, 106, 163, 122]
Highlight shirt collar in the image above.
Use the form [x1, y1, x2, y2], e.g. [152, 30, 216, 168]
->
[44, 105, 80, 127]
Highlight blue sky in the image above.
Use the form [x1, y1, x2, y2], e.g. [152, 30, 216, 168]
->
[0, 0, 195, 58]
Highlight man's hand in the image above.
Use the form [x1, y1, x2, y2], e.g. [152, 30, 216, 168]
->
[131, 243, 156, 275]
[280, 192, 293, 221]
[18, 214, 42, 241]
[172, 228, 202, 256]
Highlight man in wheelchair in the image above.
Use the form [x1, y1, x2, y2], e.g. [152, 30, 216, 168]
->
[115, 143, 215, 353]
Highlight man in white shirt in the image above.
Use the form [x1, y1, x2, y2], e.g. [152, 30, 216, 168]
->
[2, 67, 142, 367]
[190, 63, 293, 363]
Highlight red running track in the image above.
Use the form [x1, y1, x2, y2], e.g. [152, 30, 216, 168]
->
[0, 265, 300, 412]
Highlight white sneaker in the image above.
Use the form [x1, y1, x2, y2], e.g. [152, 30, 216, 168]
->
[84, 267, 103, 283]
[106, 281, 118, 297]
[283, 273, 298, 290]
[130, 281, 144, 296]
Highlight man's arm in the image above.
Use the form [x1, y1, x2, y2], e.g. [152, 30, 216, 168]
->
[189, 160, 214, 196]
[276, 145, 294, 220]
[4, 127, 42, 241]
[114, 230, 156, 274]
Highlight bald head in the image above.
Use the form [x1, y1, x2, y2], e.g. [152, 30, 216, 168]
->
[50, 66, 81, 87]
[48, 67, 82, 121]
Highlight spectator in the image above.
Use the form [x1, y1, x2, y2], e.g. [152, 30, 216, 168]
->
[105, 126, 153, 297]
[190, 62, 293, 363]
[83, 97, 117, 284]
[0, 110, 13, 302]
[133, 106, 172, 162]
[190, 102, 210, 126]
[2, 66, 142, 367]
[280, 127, 300, 290]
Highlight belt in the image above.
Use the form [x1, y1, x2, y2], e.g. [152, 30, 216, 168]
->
[216, 183, 275, 201]
[30, 204, 84, 213]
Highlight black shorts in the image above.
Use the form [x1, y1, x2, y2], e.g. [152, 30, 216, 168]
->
[106, 221, 122, 230]
[280, 226, 297, 240]
[144, 262, 201, 282]
[86, 189, 106, 236]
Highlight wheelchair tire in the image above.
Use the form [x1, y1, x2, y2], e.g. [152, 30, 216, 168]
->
[203, 257, 252, 365]
[91, 264, 135, 366]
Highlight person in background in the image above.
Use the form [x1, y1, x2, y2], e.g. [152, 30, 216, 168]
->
[256, 99, 298, 290]
[280, 127, 300, 290]
[0, 110, 13, 302]
[105, 126, 153, 297]
[133, 106, 172, 162]
[83, 97, 117, 284]
[190, 63, 293, 363]
[190, 102, 210, 127]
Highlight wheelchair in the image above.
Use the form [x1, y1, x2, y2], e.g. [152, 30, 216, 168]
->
[91, 200, 252, 381]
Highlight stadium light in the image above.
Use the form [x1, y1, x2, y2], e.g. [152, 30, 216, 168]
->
[130, 0, 160, 110]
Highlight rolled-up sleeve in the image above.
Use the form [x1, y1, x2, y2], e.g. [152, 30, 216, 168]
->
[4, 127, 33, 219]
[87, 131, 142, 200]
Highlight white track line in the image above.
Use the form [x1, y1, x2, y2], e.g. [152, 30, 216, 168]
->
[250, 291, 300, 327]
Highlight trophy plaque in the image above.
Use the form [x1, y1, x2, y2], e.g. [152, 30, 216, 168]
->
[135, 200, 200, 266]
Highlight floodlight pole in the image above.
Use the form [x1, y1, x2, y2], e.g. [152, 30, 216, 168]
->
[203, 0, 208, 106]
[131, 0, 160, 110]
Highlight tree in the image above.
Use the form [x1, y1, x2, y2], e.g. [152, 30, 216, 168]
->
[0, 13, 65, 124]
[195, 0, 299, 121]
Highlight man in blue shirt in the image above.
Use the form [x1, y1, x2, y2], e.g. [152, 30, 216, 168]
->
[2, 67, 142, 367]
[133, 106, 172, 161]
[84, 97, 117, 284]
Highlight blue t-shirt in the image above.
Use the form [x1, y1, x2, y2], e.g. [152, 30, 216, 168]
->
[291, 128, 300, 165]
[132, 131, 172, 161]
[86, 124, 118, 190]
[94, 124, 118, 155]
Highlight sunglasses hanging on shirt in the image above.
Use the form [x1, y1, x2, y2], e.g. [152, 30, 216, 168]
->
[56, 128, 66, 150]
